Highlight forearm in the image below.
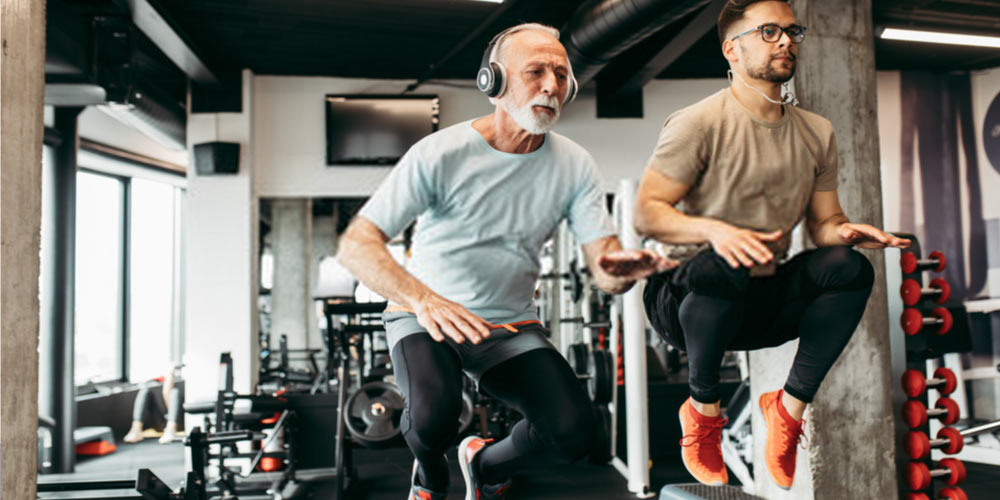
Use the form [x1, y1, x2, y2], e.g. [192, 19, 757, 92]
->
[336, 228, 436, 309]
[635, 198, 724, 245]
[809, 212, 850, 247]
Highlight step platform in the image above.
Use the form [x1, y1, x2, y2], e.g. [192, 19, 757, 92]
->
[659, 484, 765, 500]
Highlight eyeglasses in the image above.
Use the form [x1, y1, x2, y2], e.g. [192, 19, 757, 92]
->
[731, 23, 807, 44]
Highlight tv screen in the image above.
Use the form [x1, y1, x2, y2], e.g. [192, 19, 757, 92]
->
[325, 95, 440, 166]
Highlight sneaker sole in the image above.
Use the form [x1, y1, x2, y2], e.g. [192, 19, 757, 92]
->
[459, 435, 478, 500]
[758, 394, 792, 491]
[677, 411, 726, 486]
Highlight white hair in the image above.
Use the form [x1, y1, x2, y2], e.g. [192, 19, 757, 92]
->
[492, 23, 561, 66]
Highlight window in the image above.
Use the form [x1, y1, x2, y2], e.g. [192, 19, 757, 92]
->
[129, 178, 178, 382]
[74, 172, 124, 384]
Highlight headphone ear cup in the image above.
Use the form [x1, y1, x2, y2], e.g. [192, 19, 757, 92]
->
[477, 65, 494, 94]
[487, 61, 507, 98]
[565, 75, 578, 104]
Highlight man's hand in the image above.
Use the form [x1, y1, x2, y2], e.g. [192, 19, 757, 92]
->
[598, 249, 678, 280]
[411, 294, 492, 344]
[836, 223, 911, 249]
[706, 222, 783, 269]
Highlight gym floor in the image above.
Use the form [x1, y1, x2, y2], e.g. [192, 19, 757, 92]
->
[42, 440, 1000, 499]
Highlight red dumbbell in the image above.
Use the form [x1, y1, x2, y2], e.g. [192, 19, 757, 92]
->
[901, 251, 947, 274]
[902, 398, 960, 428]
[902, 367, 958, 398]
[901, 307, 953, 336]
[905, 427, 964, 459]
[907, 458, 966, 491]
[907, 494, 930, 500]
[937, 487, 969, 500]
[901, 278, 951, 306]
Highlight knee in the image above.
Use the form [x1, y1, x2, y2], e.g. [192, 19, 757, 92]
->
[544, 405, 596, 463]
[683, 251, 752, 298]
[807, 247, 874, 291]
[404, 395, 462, 450]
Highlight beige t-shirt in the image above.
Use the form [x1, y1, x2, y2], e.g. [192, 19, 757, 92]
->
[645, 87, 838, 264]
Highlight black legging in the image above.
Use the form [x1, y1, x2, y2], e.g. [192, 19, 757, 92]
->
[644, 245, 875, 404]
[391, 336, 595, 492]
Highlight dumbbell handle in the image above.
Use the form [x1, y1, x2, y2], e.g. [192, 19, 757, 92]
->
[927, 407, 950, 418]
[929, 468, 952, 479]
[929, 437, 951, 448]
[961, 419, 1000, 438]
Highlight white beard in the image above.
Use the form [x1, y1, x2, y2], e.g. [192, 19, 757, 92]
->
[500, 94, 561, 134]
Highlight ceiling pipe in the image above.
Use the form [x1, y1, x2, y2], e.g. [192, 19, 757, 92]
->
[560, 0, 711, 87]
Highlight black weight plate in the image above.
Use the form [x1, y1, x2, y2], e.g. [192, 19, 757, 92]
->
[589, 405, 612, 464]
[567, 343, 589, 375]
[345, 381, 404, 448]
[985, 90, 1000, 174]
[588, 350, 613, 404]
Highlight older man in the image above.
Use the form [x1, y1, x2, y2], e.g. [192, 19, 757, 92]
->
[338, 23, 672, 500]
[636, 0, 909, 490]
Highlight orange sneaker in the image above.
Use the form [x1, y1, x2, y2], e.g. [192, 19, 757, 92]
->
[759, 389, 807, 489]
[678, 397, 729, 486]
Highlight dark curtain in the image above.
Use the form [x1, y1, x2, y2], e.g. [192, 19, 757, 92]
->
[899, 71, 988, 299]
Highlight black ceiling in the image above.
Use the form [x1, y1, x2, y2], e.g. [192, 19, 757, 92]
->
[45, 0, 1000, 115]
[150, 0, 1000, 82]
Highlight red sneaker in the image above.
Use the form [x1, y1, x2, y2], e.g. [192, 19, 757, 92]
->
[458, 435, 511, 500]
[759, 389, 807, 489]
[678, 397, 729, 486]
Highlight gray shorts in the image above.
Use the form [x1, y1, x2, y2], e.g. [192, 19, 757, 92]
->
[383, 311, 557, 382]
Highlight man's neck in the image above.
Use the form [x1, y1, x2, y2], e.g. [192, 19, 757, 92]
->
[729, 71, 785, 123]
[472, 112, 545, 154]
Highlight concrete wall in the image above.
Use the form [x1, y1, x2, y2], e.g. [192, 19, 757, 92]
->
[1, 0, 46, 498]
[269, 199, 312, 356]
[183, 69, 258, 403]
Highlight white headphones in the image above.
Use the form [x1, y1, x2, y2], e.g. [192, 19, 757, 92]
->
[476, 25, 578, 104]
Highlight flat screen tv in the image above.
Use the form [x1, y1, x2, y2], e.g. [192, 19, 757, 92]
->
[325, 94, 440, 166]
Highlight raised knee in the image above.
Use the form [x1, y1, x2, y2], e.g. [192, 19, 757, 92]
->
[684, 251, 751, 298]
[809, 246, 874, 291]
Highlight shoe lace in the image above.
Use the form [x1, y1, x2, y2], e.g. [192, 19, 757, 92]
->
[679, 417, 728, 447]
[781, 418, 809, 452]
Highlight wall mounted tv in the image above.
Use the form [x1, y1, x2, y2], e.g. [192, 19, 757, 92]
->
[325, 94, 440, 166]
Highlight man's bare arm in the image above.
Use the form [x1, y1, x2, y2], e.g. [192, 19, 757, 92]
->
[336, 217, 490, 343]
[635, 169, 781, 269]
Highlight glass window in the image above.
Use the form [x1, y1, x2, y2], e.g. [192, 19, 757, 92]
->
[74, 172, 123, 384]
[129, 178, 177, 382]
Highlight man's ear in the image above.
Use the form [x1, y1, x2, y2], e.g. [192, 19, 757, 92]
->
[721, 38, 739, 66]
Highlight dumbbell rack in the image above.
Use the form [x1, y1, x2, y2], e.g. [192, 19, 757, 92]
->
[888, 235, 969, 500]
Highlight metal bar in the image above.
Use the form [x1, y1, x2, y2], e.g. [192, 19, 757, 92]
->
[121, 177, 132, 381]
[616, 179, 653, 498]
[37, 479, 136, 492]
[960, 419, 1000, 438]
[127, 0, 218, 83]
[43, 106, 84, 473]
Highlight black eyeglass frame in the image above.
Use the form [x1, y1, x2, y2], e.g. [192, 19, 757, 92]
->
[731, 23, 808, 43]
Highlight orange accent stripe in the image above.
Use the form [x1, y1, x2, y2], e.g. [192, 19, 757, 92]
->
[384, 305, 540, 333]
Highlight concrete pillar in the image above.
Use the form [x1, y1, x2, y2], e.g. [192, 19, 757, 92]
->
[749, 1, 897, 499]
[1, 0, 46, 498]
[270, 198, 312, 364]
[309, 208, 337, 349]
[184, 69, 258, 403]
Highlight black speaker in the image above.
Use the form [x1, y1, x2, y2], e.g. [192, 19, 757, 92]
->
[193, 141, 240, 175]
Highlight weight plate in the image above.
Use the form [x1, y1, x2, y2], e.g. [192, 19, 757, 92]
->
[588, 350, 613, 404]
[345, 381, 404, 448]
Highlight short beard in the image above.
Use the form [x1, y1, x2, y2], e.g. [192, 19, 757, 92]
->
[499, 94, 560, 134]
[746, 55, 796, 83]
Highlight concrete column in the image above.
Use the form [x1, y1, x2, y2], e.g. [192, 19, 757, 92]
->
[184, 69, 258, 403]
[309, 208, 337, 349]
[270, 198, 312, 363]
[1, 0, 46, 498]
[749, 1, 897, 499]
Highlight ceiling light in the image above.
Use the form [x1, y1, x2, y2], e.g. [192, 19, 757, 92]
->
[469, 0, 504, 3]
[879, 27, 1000, 49]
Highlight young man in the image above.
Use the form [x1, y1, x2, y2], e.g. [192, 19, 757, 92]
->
[635, 0, 909, 489]
[338, 24, 673, 500]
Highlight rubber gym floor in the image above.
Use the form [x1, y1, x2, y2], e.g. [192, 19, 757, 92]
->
[39, 439, 1000, 499]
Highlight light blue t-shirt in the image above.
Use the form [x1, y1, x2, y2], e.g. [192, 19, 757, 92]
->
[358, 119, 615, 324]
